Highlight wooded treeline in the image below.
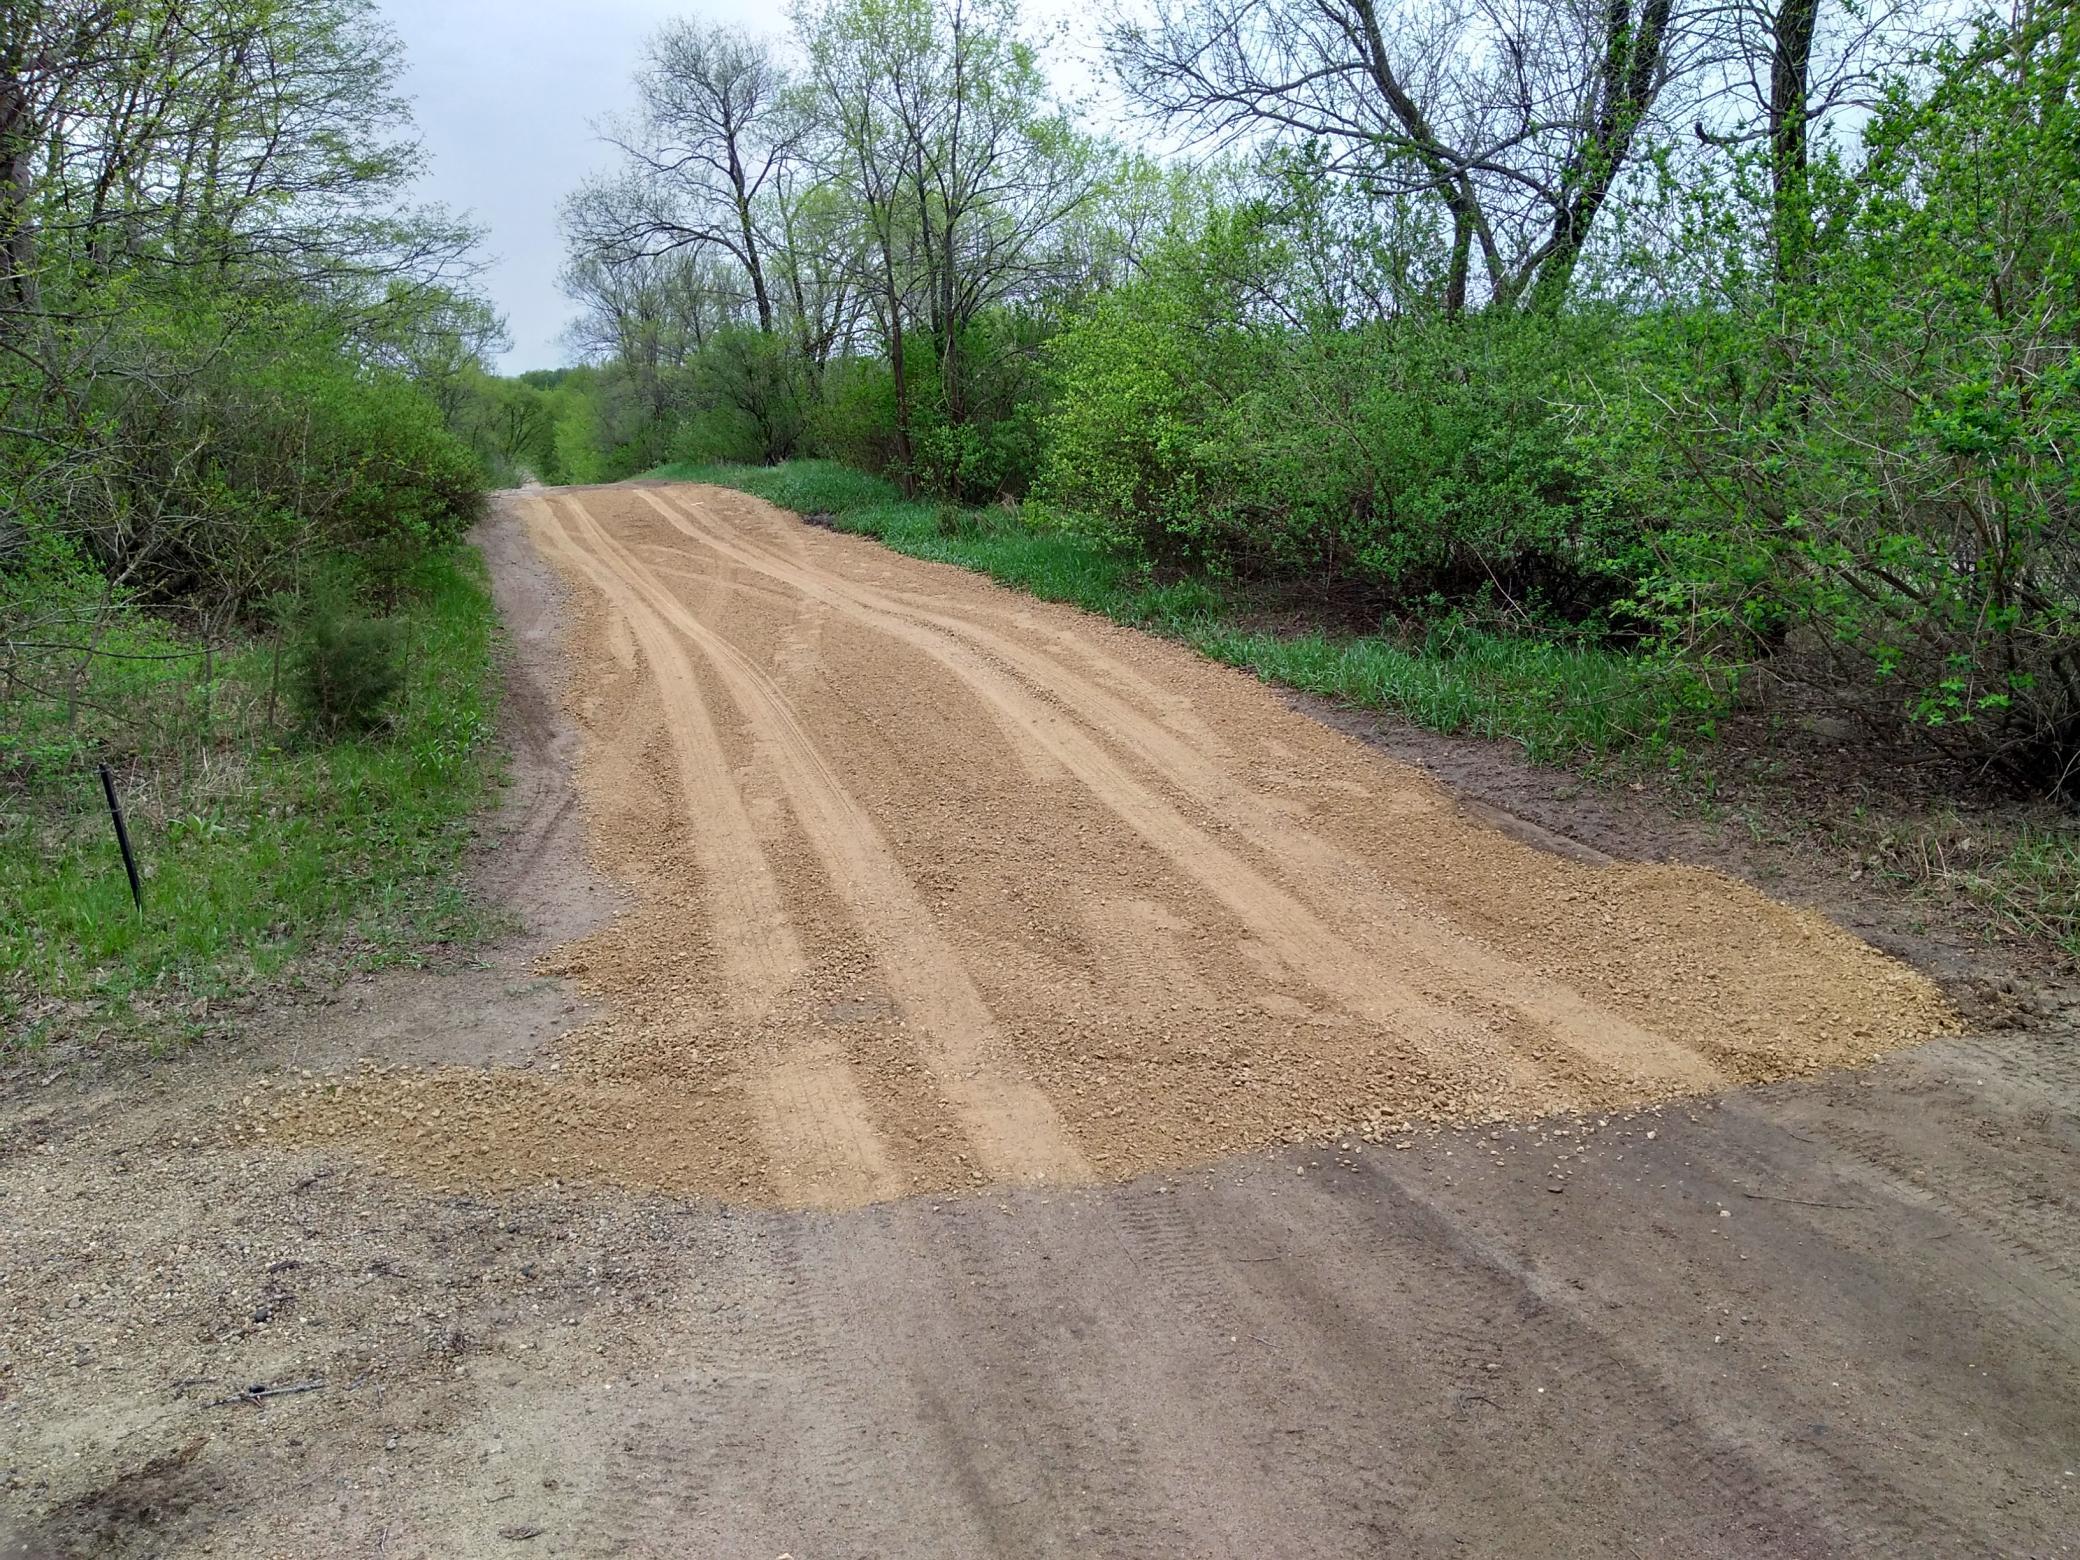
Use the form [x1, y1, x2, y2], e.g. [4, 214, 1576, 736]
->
[554, 0, 2077, 792]
[2, 1, 514, 1038]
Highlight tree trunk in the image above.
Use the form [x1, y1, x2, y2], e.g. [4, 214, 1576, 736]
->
[1443, 205, 1472, 317]
[1768, 0, 1820, 285]
[888, 301, 915, 496]
[1523, 0, 1675, 310]
[1349, 0, 1504, 309]
[0, 66, 36, 319]
[875, 223, 916, 495]
[940, 215, 963, 425]
[727, 141, 775, 333]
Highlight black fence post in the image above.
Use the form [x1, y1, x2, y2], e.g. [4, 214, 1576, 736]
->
[98, 762, 144, 915]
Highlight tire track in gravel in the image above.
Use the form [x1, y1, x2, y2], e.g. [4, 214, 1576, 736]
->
[524, 499, 804, 1015]
[643, 487, 1716, 1100]
[675, 486, 1937, 1091]
[526, 498, 901, 1207]
[555, 493, 1088, 1187]
[269, 483, 1951, 1207]
[631, 490, 1557, 1105]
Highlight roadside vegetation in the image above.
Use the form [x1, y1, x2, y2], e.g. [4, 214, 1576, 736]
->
[2, 2, 511, 1055]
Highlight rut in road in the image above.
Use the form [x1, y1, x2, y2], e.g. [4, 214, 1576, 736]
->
[267, 484, 1953, 1207]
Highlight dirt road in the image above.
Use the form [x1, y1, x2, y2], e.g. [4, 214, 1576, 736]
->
[2, 486, 2074, 1556]
[274, 484, 1943, 1204]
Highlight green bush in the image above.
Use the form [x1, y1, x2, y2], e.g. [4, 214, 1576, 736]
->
[303, 366, 488, 598]
[810, 350, 918, 477]
[1037, 220, 1642, 625]
[294, 587, 405, 736]
[911, 312, 1054, 500]
[688, 327, 809, 464]
[1592, 25, 2080, 789]
[42, 297, 489, 616]
[804, 312, 1052, 501]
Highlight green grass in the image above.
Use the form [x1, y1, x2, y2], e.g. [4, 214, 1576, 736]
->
[1980, 826, 2080, 961]
[653, 459, 1705, 765]
[1835, 810, 2080, 963]
[0, 547, 502, 1056]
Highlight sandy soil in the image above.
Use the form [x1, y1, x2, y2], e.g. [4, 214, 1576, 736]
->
[1, 486, 2073, 1557]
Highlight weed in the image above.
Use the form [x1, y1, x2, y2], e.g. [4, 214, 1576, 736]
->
[1836, 810, 2080, 963]
[294, 586, 404, 735]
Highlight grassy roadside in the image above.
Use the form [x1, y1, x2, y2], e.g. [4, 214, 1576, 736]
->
[659, 459, 2080, 966]
[0, 548, 502, 1058]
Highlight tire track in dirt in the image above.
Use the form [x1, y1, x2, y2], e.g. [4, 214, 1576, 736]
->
[1345, 1162, 1982, 1555]
[646, 488, 1725, 1098]
[557, 494, 1088, 1188]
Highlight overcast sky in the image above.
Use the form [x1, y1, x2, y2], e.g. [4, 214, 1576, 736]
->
[378, 0, 767, 373]
[377, 0, 1102, 374]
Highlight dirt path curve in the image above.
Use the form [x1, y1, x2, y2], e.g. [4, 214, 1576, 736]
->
[270, 483, 1945, 1206]
[5, 487, 2072, 1559]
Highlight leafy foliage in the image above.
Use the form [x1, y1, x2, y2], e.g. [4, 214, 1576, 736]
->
[1037, 212, 1645, 624]
[293, 583, 405, 737]
[1, 0, 507, 1045]
[1593, 22, 2080, 789]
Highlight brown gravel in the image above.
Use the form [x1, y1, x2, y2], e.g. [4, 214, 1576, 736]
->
[259, 485, 1953, 1206]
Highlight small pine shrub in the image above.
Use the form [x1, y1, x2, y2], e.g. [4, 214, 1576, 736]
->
[294, 592, 404, 736]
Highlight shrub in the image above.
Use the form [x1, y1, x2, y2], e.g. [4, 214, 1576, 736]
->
[42, 298, 489, 616]
[807, 312, 1052, 500]
[686, 327, 809, 465]
[294, 587, 404, 736]
[810, 355, 911, 475]
[1593, 25, 2080, 790]
[1038, 220, 1643, 624]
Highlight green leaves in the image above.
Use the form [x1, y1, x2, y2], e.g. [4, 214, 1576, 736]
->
[1037, 216, 1643, 625]
[1586, 19, 2080, 791]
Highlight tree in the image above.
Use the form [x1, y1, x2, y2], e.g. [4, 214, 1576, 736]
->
[2, 0, 494, 617]
[1610, 13, 2080, 788]
[572, 22, 795, 334]
[793, 0, 1098, 481]
[1104, 0, 1691, 312]
[796, 0, 933, 485]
